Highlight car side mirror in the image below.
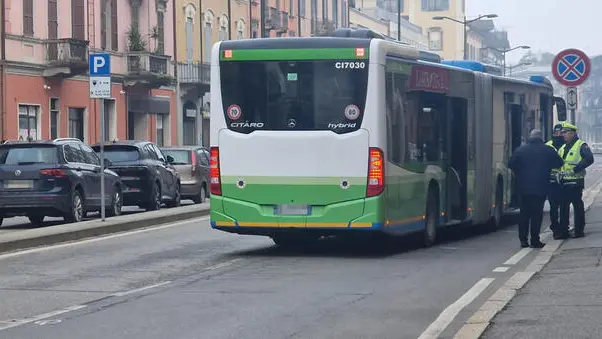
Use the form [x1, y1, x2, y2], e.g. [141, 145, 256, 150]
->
[166, 155, 175, 164]
[554, 96, 567, 121]
[103, 158, 112, 169]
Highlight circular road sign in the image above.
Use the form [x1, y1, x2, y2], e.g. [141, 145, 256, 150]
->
[552, 49, 591, 87]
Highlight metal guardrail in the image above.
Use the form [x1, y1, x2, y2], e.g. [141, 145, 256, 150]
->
[126, 52, 171, 75]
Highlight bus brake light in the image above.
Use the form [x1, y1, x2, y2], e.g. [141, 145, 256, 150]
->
[366, 147, 384, 197]
[210, 147, 222, 196]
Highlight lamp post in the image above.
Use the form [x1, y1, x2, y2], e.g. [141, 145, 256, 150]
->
[506, 61, 532, 77]
[489, 45, 531, 76]
[433, 14, 498, 60]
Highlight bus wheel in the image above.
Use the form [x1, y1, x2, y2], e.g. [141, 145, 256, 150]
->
[424, 192, 439, 247]
[271, 233, 318, 248]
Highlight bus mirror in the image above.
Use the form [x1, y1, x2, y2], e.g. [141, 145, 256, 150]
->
[554, 96, 567, 121]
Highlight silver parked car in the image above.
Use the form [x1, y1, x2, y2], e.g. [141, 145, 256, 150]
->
[160, 146, 209, 203]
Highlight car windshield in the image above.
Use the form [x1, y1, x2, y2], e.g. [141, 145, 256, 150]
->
[0, 146, 58, 165]
[161, 150, 191, 165]
[93, 145, 140, 163]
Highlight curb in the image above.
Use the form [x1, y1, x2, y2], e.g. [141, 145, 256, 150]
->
[453, 178, 602, 339]
[0, 204, 210, 255]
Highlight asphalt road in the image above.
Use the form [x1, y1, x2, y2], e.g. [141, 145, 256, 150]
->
[1, 164, 601, 339]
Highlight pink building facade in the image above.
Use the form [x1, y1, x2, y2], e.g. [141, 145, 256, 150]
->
[0, 0, 177, 145]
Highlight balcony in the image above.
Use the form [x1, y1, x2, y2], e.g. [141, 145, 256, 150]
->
[43, 38, 89, 78]
[311, 20, 336, 36]
[177, 62, 210, 86]
[124, 52, 174, 88]
[265, 7, 288, 33]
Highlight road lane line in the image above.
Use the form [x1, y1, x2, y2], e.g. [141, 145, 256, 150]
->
[0, 305, 86, 331]
[492, 267, 509, 273]
[503, 248, 531, 266]
[0, 216, 210, 260]
[113, 281, 172, 297]
[205, 258, 243, 271]
[417, 278, 495, 339]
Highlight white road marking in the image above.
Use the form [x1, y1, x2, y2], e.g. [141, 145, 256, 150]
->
[205, 258, 243, 271]
[0, 305, 86, 331]
[492, 266, 509, 273]
[0, 216, 210, 260]
[503, 248, 532, 266]
[113, 281, 172, 297]
[417, 278, 495, 339]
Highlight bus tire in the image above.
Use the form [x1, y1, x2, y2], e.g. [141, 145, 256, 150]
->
[424, 187, 439, 247]
[492, 178, 504, 229]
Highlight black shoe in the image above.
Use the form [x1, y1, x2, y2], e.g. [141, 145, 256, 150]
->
[553, 232, 570, 240]
[520, 241, 530, 248]
[530, 241, 546, 248]
[573, 232, 585, 238]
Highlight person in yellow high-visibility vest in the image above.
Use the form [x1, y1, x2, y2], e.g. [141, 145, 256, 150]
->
[557, 122, 595, 239]
[545, 123, 565, 235]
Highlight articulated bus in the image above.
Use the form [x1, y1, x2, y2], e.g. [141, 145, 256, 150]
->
[209, 28, 568, 247]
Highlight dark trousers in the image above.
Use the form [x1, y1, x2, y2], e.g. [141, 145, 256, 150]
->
[519, 195, 546, 243]
[548, 183, 562, 230]
[559, 185, 585, 234]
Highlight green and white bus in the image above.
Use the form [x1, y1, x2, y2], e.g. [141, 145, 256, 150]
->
[209, 29, 567, 246]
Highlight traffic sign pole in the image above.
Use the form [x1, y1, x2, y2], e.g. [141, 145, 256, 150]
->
[89, 54, 111, 221]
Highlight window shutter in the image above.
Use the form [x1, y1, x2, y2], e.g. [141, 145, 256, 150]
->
[71, 0, 86, 40]
[100, 0, 107, 49]
[111, 0, 119, 50]
[23, 0, 34, 36]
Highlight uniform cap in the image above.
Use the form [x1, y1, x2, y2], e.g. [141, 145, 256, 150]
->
[553, 123, 563, 132]
[561, 122, 578, 132]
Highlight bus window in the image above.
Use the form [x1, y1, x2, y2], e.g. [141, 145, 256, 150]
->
[219, 59, 368, 134]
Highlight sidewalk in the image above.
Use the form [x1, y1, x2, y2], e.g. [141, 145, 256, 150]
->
[482, 195, 602, 339]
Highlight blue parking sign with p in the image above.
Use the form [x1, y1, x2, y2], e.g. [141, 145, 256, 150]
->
[89, 53, 111, 76]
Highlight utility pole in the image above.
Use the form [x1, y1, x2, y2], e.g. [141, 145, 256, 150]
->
[260, 0, 266, 37]
[397, 0, 401, 41]
[227, 0, 232, 39]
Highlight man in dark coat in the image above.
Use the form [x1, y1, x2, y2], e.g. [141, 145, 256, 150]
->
[509, 129, 564, 248]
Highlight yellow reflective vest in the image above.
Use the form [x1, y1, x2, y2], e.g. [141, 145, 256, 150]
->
[558, 139, 586, 184]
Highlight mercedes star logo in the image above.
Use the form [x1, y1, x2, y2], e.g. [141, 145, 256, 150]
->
[14, 170, 21, 176]
[287, 119, 297, 128]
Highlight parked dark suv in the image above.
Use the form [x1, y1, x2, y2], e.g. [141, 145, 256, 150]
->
[92, 141, 181, 211]
[0, 138, 123, 226]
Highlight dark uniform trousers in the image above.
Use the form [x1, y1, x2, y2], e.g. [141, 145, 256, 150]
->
[559, 184, 585, 235]
[519, 195, 546, 243]
[548, 183, 562, 230]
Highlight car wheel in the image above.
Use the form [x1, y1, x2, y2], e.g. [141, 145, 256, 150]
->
[28, 215, 45, 227]
[106, 186, 123, 217]
[64, 190, 84, 223]
[193, 185, 206, 204]
[146, 182, 161, 211]
[166, 184, 181, 208]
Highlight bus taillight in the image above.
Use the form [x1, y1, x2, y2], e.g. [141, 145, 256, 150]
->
[366, 147, 384, 197]
[210, 147, 222, 196]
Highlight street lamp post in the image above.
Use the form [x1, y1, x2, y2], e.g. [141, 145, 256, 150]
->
[490, 45, 530, 76]
[433, 14, 498, 60]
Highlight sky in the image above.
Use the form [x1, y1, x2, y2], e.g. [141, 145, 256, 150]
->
[467, 0, 601, 64]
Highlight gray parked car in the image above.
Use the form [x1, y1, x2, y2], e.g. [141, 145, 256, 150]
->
[160, 146, 209, 204]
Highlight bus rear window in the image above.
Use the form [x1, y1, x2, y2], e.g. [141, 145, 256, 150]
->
[220, 59, 368, 134]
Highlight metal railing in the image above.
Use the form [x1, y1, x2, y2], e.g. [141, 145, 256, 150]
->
[177, 62, 210, 84]
[126, 52, 171, 75]
[45, 38, 89, 66]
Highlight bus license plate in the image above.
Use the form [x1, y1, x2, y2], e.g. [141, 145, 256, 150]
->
[275, 204, 310, 215]
[5, 180, 34, 189]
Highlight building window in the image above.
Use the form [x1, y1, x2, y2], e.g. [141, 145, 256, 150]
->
[251, 20, 258, 38]
[428, 27, 443, 51]
[71, 0, 86, 40]
[322, 0, 328, 20]
[289, 0, 294, 15]
[100, 0, 118, 50]
[333, 0, 338, 25]
[68, 108, 85, 141]
[236, 20, 245, 40]
[23, 0, 34, 36]
[50, 98, 59, 139]
[218, 15, 228, 41]
[204, 10, 214, 62]
[300, 0, 306, 17]
[289, 30, 296, 37]
[18, 105, 39, 140]
[186, 17, 194, 61]
[421, 0, 449, 11]
[156, 115, 165, 147]
[156, 11, 165, 54]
